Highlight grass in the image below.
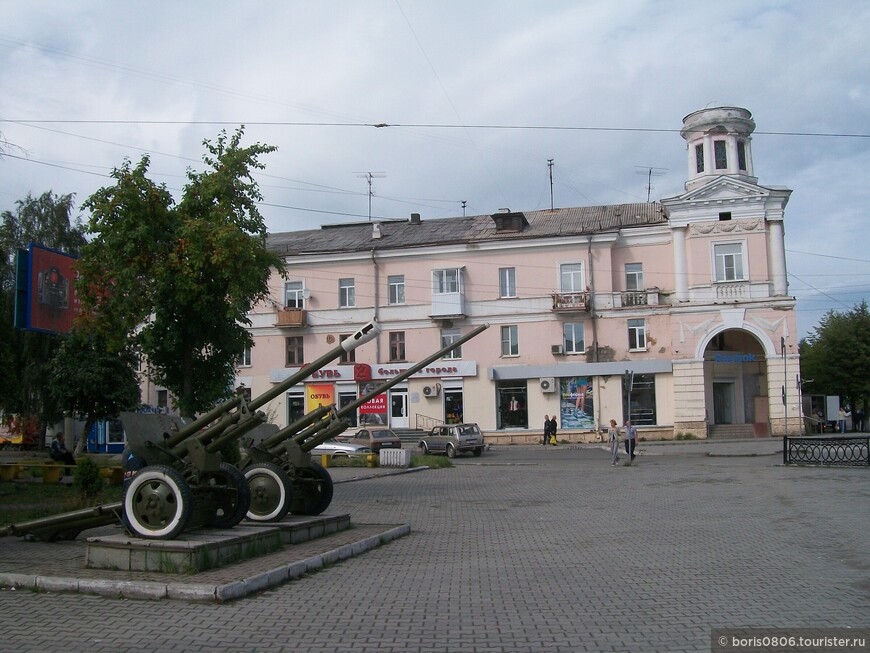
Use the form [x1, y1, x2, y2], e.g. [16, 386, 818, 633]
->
[0, 480, 123, 528]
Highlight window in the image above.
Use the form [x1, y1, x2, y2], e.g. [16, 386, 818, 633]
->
[563, 323, 584, 354]
[339, 334, 355, 364]
[628, 319, 646, 351]
[560, 263, 584, 292]
[625, 263, 643, 291]
[389, 331, 405, 362]
[501, 325, 519, 357]
[236, 346, 252, 367]
[339, 278, 355, 308]
[157, 389, 168, 411]
[737, 141, 747, 171]
[388, 275, 405, 304]
[714, 242, 745, 282]
[433, 268, 460, 294]
[441, 328, 462, 360]
[285, 336, 304, 366]
[499, 267, 516, 298]
[285, 281, 304, 308]
[695, 143, 704, 173]
[496, 381, 527, 429]
[625, 373, 657, 426]
[714, 140, 727, 169]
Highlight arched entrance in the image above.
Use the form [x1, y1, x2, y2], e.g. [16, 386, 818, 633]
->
[703, 329, 769, 437]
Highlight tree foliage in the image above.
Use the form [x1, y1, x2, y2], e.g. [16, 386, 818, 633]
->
[0, 192, 87, 423]
[77, 128, 285, 417]
[48, 330, 141, 454]
[800, 301, 870, 409]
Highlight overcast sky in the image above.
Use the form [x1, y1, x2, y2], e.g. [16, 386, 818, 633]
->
[2, 0, 868, 339]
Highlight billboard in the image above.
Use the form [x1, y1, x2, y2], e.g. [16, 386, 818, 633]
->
[14, 243, 80, 335]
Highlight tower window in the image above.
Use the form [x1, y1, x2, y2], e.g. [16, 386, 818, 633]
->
[737, 141, 747, 171]
[714, 140, 727, 170]
[695, 144, 704, 173]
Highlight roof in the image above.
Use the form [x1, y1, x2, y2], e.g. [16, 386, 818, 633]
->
[267, 203, 667, 256]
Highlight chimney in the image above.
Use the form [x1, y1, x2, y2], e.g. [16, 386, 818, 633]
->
[410, 213, 421, 225]
[372, 223, 382, 239]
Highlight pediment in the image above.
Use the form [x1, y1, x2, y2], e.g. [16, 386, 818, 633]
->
[675, 177, 768, 204]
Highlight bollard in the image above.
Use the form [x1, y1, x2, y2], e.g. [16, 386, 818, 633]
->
[320, 453, 331, 468]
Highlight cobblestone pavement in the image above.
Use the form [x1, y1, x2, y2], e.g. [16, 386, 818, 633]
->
[2, 439, 869, 653]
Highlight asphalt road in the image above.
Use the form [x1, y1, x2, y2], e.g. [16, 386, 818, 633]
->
[1, 439, 868, 653]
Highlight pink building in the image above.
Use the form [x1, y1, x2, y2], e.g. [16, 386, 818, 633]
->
[236, 106, 799, 442]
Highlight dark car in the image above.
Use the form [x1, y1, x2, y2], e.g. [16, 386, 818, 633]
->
[418, 423, 485, 458]
[348, 428, 403, 452]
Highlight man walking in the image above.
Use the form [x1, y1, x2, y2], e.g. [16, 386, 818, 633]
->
[623, 420, 637, 464]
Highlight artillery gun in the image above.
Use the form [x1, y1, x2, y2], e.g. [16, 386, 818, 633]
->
[118, 319, 381, 540]
[238, 323, 490, 523]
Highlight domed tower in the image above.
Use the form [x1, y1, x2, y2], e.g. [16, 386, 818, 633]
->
[681, 106, 757, 192]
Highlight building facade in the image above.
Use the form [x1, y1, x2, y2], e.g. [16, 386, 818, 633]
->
[235, 106, 800, 441]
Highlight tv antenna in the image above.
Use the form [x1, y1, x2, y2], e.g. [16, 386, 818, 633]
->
[547, 159, 555, 210]
[354, 171, 386, 221]
[635, 166, 667, 202]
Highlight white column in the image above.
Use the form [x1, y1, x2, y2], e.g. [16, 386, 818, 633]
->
[727, 134, 739, 174]
[673, 226, 689, 302]
[768, 220, 788, 296]
[703, 134, 713, 175]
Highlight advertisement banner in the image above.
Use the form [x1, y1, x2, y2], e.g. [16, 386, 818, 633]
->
[305, 384, 335, 413]
[22, 244, 80, 334]
[560, 376, 595, 429]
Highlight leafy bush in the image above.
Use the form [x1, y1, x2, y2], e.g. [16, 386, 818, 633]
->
[73, 457, 103, 501]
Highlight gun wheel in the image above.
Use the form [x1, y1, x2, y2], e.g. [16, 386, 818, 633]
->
[123, 465, 192, 539]
[291, 463, 334, 516]
[207, 462, 252, 528]
[244, 462, 293, 522]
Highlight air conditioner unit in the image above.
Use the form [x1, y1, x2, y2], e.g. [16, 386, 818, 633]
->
[551, 344, 564, 355]
[422, 383, 441, 397]
[540, 377, 556, 393]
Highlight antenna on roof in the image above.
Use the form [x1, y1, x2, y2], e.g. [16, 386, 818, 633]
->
[547, 159, 555, 210]
[461, 200, 467, 217]
[635, 166, 667, 202]
[354, 171, 386, 221]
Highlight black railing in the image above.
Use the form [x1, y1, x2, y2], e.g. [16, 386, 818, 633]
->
[783, 435, 870, 466]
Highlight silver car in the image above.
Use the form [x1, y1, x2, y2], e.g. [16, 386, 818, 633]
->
[418, 423, 485, 458]
[310, 438, 370, 460]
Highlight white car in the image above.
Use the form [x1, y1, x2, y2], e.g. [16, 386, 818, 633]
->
[310, 438, 370, 459]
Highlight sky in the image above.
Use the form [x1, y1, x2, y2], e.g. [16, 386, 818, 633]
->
[1, 0, 868, 340]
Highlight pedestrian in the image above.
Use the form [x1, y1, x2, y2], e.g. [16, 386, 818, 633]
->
[49, 432, 76, 475]
[542, 415, 551, 445]
[838, 407, 847, 433]
[549, 415, 558, 445]
[608, 419, 620, 466]
[623, 420, 638, 464]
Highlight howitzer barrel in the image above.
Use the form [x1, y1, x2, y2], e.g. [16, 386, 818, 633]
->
[163, 319, 381, 450]
[298, 322, 490, 452]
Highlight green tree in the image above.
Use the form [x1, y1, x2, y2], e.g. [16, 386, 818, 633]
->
[48, 330, 141, 455]
[0, 192, 87, 424]
[77, 128, 285, 417]
[800, 301, 870, 412]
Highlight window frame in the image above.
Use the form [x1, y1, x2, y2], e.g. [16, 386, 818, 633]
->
[713, 241, 746, 282]
[388, 274, 405, 305]
[499, 267, 517, 298]
[695, 143, 705, 173]
[237, 346, 252, 368]
[625, 263, 643, 291]
[563, 322, 585, 355]
[388, 331, 406, 362]
[338, 278, 355, 308]
[433, 268, 460, 294]
[559, 263, 584, 293]
[714, 139, 728, 170]
[284, 281, 305, 309]
[628, 319, 647, 352]
[500, 325, 519, 357]
[441, 327, 462, 360]
[285, 336, 304, 366]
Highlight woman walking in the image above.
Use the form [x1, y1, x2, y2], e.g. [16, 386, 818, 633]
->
[608, 419, 620, 466]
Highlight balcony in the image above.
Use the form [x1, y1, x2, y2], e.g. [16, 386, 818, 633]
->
[275, 307, 306, 327]
[551, 291, 590, 312]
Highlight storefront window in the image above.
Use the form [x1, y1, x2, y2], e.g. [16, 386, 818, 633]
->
[625, 373, 656, 426]
[444, 389, 463, 424]
[560, 377, 595, 429]
[496, 382, 527, 429]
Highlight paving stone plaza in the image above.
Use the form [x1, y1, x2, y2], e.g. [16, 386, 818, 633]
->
[1, 439, 868, 653]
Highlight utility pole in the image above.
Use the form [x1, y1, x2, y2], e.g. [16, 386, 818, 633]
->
[547, 159, 555, 210]
[461, 200, 467, 218]
[354, 172, 386, 221]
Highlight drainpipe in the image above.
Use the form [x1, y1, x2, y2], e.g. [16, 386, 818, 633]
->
[587, 236, 601, 430]
[371, 249, 381, 362]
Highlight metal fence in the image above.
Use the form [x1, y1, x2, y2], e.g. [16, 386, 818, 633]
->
[783, 435, 870, 466]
